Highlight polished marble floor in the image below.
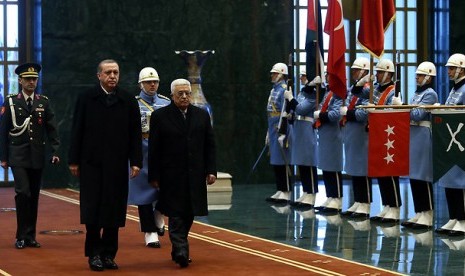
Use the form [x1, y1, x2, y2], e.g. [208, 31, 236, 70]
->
[200, 178, 465, 276]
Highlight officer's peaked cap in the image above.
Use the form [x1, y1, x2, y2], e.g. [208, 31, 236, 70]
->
[15, 63, 41, 78]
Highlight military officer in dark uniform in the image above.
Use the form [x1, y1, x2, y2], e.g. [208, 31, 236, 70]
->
[0, 62, 60, 249]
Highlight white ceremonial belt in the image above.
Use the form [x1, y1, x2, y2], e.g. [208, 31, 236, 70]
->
[410, 120, 431, 128]
[296, 115, 314, 123]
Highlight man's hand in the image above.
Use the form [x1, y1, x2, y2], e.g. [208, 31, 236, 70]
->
[150, 180, 159, 189]
[206, 174, 216, 185]
[69, 164, 80, 177]
[284, 89, 293, 101]
[313, 110, 321, 119]
[51, 156, 60, 164]
[308, 76, 322, 86]
[391, 96, 403, 106]
[356, 74, 370, 87]
[278, 134, 286, 148]
[340, 106, 348, 116]
[130, 166, 141, 179]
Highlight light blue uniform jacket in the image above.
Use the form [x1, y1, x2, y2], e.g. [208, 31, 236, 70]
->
[409, 86, 437, 182]
[343, 85, 370, 176]
[317, 90, 343, 171]
[128, 91, 170, 205]
[267, 80, 289, 165]
[289, 89, 317, 166]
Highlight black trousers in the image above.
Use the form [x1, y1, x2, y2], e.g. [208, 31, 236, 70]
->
[409, 179, 433, 213]
[11, 167, 42, 241]
[84, 225, 119, 259]
[377, 176, 401, 207]
[322, 171, 343, 198]
[352, 176, 372, 204]
[137, 204, 157, 233]
[169, 216, 194, 258]
[273, 165, 291, 192]
[298, 165, 318, 194]
[445, 188, 465, 220]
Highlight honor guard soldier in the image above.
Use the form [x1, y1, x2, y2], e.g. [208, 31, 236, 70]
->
[128, 67, 170, 247]
[369, 59, 403, 223]
[313, 74, 344, 213]
[265, 63, 292, 203]
[0, 62, 60, 249]
[436, 53, 465, 236]
[401, 61, 438, 230]
[286, 71, 321, 208]
[340, 57, 373, 219]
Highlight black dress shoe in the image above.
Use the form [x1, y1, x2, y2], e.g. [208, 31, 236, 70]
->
[380, 217, 399, 223]
[316, 207, 340, 214]
[448, 230, 465, 237]
[147, 241, 161, 248]
[174, 254, 189, 268]
[350, 212, 370, 219]
[15, 239, 26, 249]
[370, 216, 382, 222]
[401, 221, 414, 228]
[102, 257, 118, 270]
[88, 256, 104, 271]
[26, 239, 41, 248]
[410, 223, 432, 230]
[435, 228, 451, 235]
[340, 210, 354, 217]
[157, 227, 165, 236]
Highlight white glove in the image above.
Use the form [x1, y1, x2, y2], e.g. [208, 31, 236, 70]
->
[365, 103, 375, 111]
[284, 89, 293, 100]
[308, 76, 322, 86]
[340, 106, 348, 116]
[433, 102, 441, 106]
[313, 110, 320, 119]
[278, 135, 286, 148]
[356, 74, 370, 87]
[265, 132, 269, 146]
[391, 96, 403, 106]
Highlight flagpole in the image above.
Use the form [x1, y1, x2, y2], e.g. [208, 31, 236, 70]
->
[314, 40, 320, 107]
[314, 0, 320, 108]
[369, 56, 374, 104]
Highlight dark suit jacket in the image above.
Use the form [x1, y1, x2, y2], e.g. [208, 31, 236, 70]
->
[0, 93, 60, 169]
[148, 102, 216, 217]
[68, 85, 142, 227]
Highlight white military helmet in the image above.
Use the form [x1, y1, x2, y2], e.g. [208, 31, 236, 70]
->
[375, 59, 395, 72]
[270, 63, 288, 75]
[351, 57, 370, 70]
[138, 67, 160, 83]
[416, 61, 436, 76]
[446, 53, 465, 68]
[300, 70, 306, 76]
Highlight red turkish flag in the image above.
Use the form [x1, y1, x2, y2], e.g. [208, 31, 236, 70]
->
[324, 0, 347, 100]
[357, 0, 395, 58]
[368, 110, 410, 177]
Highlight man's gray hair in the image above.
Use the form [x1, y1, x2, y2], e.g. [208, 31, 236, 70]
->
[170, 79, 191, 94]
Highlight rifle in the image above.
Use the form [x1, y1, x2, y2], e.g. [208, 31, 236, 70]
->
[395, 51, 401, 97]
[277, 54, 293, 135]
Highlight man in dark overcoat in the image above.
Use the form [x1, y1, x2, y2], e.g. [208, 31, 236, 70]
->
[148, 78, 216, 268]
[68, 59, 142, 271]
[0, 62, 60, 249]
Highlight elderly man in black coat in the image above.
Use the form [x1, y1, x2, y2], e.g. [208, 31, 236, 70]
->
[68, 59, 142, 271]
[148, 78, 216, 268]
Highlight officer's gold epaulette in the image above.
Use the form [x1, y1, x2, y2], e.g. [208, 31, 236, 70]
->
[39, 94, 49, 100]
[280, 83, 287, 89]
[6, 93, 18, 98]
[158, 94, 170, 101]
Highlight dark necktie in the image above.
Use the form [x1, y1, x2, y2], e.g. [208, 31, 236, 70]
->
[27, 97, 32, 111]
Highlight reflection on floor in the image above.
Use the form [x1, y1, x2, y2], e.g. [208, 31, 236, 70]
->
[200, 178, 465, 276]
